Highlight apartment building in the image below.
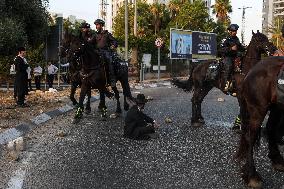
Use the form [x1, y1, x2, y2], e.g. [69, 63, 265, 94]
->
[262, 0, 284, 36]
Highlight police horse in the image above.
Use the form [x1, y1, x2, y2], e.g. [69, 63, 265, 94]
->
[172, 31, 276, 127]
[62, 31, 131, 122]
[97, 52, 132, 116]
[62, 31, 113, 123]
[237, 56, 284, 188]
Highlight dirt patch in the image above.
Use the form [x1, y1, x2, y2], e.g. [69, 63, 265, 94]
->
[0, 87, 98, 133]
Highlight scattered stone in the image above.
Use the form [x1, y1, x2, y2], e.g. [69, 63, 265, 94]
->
[217, 97, 225, 102]
[165, 117, 173, 123]
[6, 137, 26, 161]
[56, 131, 67, 138]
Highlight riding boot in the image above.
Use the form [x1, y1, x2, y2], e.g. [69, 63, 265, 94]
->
[222, 57, 233, 92]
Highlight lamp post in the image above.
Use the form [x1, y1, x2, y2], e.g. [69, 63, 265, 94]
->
[125, 0, 128, 61]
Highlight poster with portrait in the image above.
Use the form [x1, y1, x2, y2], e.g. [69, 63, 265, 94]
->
[170, 28, 192, 59]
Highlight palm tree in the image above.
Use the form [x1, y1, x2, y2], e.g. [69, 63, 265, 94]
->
[267, 16, 284, 50]
[150, 3, 164, 35]
[211, 0, 232, 24]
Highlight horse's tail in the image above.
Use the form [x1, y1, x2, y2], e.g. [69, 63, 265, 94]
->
[171, 76, 193, 92]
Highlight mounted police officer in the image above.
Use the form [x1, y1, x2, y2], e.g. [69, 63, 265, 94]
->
[94, 18, 118, 87]
[79, 22, 93, 42]
[220, 24, 245, 92]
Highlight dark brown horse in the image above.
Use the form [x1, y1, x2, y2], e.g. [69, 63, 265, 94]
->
[64, 32, 112, 123]
[237, 56, 284, 188]
[172, 31, 276, 127]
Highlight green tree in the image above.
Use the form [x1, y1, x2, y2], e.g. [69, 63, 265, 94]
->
[0, 0, 49, 79]
[211, 0, 232, 24]
[267, 16, 284, 50]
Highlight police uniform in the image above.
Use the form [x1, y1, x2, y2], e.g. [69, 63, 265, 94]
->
[94, 19, 118, 87]
[219, 24, 245, 91]
[124, 94, 156, 140]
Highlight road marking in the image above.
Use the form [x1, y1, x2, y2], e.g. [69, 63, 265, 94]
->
[6, 152, 34, 189]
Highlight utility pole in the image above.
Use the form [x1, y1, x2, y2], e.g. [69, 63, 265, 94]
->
[125, 0, 128, 61]
[238, 6, 252, 45]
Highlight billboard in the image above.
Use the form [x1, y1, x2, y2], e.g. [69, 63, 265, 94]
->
[170, 28, 216, 60]
[192, 31, 217, 60]
[170, 29, 192, 59]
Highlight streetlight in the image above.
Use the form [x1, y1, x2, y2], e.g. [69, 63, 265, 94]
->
[125, 0, 128, 61]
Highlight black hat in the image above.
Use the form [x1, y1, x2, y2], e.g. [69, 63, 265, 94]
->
[17, 47, 26, 52]
[94, 19, 105, 26]
[136, 94, 147, 104]
[81, 22, 90, 29]
[227, 24, 239, 31]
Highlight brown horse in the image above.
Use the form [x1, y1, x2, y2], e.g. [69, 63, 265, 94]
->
[63, 31, 113, 123]
[237, 56, 284, 188]
[172, 31, 276, 127]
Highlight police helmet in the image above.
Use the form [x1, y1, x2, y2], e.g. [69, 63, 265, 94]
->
[94, 19, 105, 26]
[227, 24, 239, 31]
[81, 22, 90, 29]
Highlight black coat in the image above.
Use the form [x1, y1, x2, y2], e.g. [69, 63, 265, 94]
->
[219, 35, 245, 58]
[95, 30, 118, 50]
[124, 105, 154, 138]
[14, 56, 29, 93]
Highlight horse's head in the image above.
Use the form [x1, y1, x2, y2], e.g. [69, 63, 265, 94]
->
[61, 31, 82, 73]
[249, 30, 276, 55]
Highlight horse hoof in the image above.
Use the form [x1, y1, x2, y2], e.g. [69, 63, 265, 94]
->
[110, 113, 119, 119]
[72, 118, 80, 124]
[85, 109, 91, 114]
[191, 122, 203, 127]
[247, 178, 262, 189]
[272, 162, 284, 172]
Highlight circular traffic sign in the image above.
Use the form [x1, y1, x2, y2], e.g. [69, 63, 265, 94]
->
[155, 38, 163, 47]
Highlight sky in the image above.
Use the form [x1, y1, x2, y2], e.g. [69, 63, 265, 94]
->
[48, 0, 263, 45]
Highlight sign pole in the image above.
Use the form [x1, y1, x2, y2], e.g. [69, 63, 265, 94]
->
[158, 47, 160, 81]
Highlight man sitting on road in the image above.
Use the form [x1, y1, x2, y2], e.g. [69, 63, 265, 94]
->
[124, 94, 159, 140]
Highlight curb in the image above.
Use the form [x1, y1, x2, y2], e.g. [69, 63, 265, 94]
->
[0, 96, 100, 145]
[0, 81, 173, 146]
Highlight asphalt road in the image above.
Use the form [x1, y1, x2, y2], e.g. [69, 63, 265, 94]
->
[2, 87, 284, 189]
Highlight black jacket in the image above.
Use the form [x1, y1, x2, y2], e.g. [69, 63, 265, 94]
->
[219, 36, 245, 58]
[124, 105, 154, 137]
[14, 56, 29, 95]
[95, 30, 118, 50]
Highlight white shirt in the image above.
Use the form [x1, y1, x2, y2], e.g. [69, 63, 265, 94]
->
[33, 66, 43, 76]
[48, 64, 58, 75]
[26, 66, 31, 79]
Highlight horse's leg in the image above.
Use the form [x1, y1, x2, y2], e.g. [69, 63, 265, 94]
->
[85, 87, 91, 114]
[267, 106, 284, 171]
[191, 86, 210, 127]
[73, 82, 88, 122]
[112, 86, 122, 114]
[98, 90, 107, 112]
[98, 89, 107, 120]
[240, 108, 266, 188]
[119, 74, 132, 111]
[196, 85, 211, 123]
[70, 81, 78, 106]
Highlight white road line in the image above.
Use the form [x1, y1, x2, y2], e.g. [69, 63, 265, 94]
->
[6, 152, 34, 189]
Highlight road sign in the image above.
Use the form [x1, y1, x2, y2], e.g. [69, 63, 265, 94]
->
[155, 38, 163, 48]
